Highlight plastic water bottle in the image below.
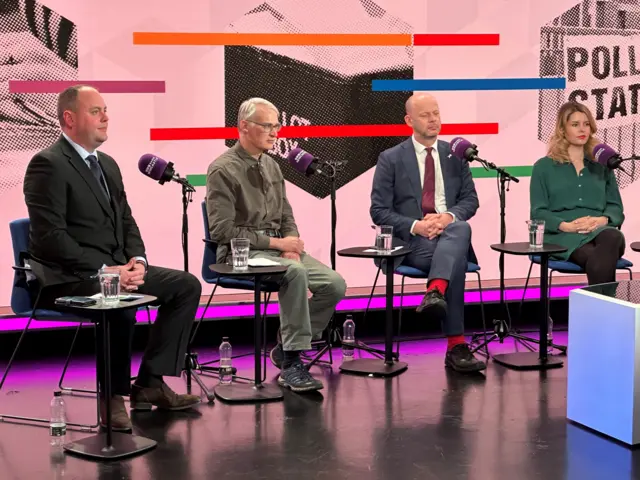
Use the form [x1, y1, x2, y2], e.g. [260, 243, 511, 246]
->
[342, 316, 355, 361]
[219, 337, 233, 385]
[547, 316, 554, 354]
[50, 391, 66, 446]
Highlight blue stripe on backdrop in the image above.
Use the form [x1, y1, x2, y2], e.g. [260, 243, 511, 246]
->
[371, 77, 567, 91]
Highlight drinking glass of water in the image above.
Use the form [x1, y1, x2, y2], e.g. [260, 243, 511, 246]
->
[231, 238, 250, 271]
[99, 267, 120, 307]
[375, 225, 393, 253]
[527, 220, 545, 249]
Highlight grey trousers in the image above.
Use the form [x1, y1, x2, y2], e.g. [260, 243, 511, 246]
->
[249, 250, 347, 351]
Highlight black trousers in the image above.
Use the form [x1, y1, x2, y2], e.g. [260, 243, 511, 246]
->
[569, 229, 626, 286]
[39, 266, 201, 396]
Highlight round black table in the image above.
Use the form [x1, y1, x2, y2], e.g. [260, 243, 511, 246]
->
[59, 294, 158, 461]
[209, 264, 288, 402]
[337, 246, 412, 376]
[490, 242, 567, 370]
[630, 242, 640, 252]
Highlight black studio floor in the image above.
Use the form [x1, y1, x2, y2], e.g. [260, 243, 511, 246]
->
[0, 332, 638, 480]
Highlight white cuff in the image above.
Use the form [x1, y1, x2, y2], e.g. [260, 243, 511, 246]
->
[410, 220, 418, 236]
[444, 212, 456, 223]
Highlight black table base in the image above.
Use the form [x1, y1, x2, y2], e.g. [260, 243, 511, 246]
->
[208, 266, 288, 404]
[492, 352, 564, 370]
[214, 383, 283, 402]
[64, 432, 157, 460]
[484, 243, 567, 371]
[339, 358, 408, 377]
[60, 297, 158, 460]
[337, 246, 412, 377]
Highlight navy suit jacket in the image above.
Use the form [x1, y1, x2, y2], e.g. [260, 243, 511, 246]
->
[370, 138, 479, 261]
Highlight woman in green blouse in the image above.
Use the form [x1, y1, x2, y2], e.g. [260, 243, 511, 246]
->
[530, 101, 625, 285]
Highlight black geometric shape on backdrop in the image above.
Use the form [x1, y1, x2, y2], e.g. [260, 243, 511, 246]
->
[223, 45, 412, 199]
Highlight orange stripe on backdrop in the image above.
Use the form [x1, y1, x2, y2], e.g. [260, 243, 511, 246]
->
[133, 32, 411, 46]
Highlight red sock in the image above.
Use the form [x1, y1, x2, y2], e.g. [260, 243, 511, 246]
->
[427, 279, 448, 295]
[447, 335, 466, 350]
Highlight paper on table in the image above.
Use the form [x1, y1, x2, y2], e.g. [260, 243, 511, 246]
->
[89, 293, 144, 300]
[248, 258, 281, 267]
[363, 246, 404, 253]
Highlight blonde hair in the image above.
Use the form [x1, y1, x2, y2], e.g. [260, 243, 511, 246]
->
[547, 101, 599, 163]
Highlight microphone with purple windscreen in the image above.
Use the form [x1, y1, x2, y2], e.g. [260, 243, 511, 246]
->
[449, 137, 480, 162]
[593, 143, 623, 170]
[287, 147, 319, 176]
[138, 153, 194, 190]
[138, 154, 173, 184]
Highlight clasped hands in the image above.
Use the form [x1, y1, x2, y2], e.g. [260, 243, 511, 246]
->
[102, 258, 145, 292]
[272, 236, 304, 262]
[413, 213, 454, 240]
[560, 216, 608, 234]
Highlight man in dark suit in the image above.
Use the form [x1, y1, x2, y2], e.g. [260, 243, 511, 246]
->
[370, 93, 485, 373]
[23, 85, 201, 431]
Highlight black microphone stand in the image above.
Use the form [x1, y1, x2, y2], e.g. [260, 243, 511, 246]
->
[170, 179, 217, 402]
[467, 157, 530, 354]
[304, 159, 344, 369]
[468, 157, 567, 356]
[181, 183, 194, 272]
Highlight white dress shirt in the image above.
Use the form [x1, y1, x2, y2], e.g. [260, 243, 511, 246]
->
[410, 135, 455, 235]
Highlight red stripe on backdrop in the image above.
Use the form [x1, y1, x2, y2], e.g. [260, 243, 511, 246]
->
[150, 123, 499, 141]
[412, 33, 500, 46]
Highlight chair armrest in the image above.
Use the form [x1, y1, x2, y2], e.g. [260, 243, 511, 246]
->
[12, 265, 31, 272]
[203, 239, 216, 245]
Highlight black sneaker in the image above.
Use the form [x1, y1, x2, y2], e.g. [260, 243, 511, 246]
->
[269, 343, 284, 369]
[278, 362, 324, 392]
[417, 289, 447, 316]
[445, 343, 487, 373]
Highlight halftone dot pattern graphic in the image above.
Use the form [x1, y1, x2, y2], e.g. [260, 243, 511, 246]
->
[224, 0, 413, 199]
[538, 0, 640, 189]
[0, 0, 77, 195]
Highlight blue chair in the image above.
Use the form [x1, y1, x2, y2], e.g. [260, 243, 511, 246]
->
[520, 254, 633, 315]
[3, 219, 153, 425]
[522, 255, 633, 296]
[364, 247, 488, 357]
[193, 201, 335, 376]
[1, 219, 98, 429]
[187, 201, 283, 383]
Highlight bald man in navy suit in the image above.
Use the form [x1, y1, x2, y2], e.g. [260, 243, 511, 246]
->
[370, 93, 485, 373]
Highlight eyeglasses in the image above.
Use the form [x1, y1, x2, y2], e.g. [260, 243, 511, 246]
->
[247, 120, 282, 133]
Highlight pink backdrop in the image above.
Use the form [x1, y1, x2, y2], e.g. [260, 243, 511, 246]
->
[2, 0, 640, 306]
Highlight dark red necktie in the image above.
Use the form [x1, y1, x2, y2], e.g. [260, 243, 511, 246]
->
[421, 147, 436, 215]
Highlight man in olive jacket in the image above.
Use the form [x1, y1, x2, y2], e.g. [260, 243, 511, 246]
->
[206, 97, 346, 393]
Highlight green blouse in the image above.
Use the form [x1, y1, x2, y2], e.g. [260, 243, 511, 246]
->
[529, 156, 624, 260]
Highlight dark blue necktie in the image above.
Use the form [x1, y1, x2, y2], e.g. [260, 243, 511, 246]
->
[86, 155, 110, 200]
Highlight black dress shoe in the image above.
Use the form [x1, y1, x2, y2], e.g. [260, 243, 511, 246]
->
[445, 343, 487, 373]
[417, 289, 447, 315]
